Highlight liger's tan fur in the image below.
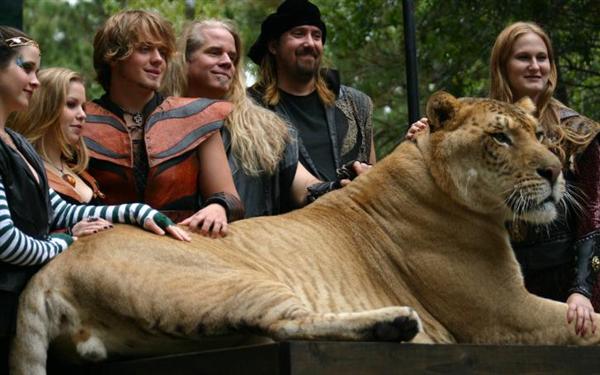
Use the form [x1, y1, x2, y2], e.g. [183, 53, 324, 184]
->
[11, 92, 600, 374]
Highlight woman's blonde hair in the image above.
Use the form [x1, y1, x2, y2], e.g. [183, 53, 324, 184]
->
[162, 19, 289, 176]
[8, 67, 89, 173]
[489, 21, 593, 163]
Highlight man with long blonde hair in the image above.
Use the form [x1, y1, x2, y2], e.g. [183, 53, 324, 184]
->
[162, 19, 370, 217]
[248, 0, 376, 182]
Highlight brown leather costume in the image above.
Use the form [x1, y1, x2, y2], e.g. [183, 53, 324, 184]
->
[82, 97, 232, 222]
[46, 168, 104, 204]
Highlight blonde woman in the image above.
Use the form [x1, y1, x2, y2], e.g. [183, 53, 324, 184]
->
[162, 19, 369, 217]
[9, 68, 110, 236]
[0, 26, 188, 370]
[407, 22, 599, 336]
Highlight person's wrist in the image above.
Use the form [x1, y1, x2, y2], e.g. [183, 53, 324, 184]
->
[203, 192, 245, 222]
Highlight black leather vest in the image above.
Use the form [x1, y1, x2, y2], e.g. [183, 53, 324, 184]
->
[0, 129, 52, 336]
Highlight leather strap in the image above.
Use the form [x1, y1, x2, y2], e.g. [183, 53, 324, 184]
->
[203, 192, 245, 222]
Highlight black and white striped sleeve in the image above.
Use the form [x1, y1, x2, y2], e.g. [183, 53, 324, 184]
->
[49, 189, 159, 229]
[0, 178, 71, 266]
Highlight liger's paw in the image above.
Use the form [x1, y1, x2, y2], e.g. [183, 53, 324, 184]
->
[370, 311, 420, 342]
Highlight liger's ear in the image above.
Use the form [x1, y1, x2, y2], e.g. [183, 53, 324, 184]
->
[426, 91, 461, 131]
[514, 96, 536, 115]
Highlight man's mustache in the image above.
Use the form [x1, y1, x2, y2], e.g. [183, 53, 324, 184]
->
[296, 47, 320, 58]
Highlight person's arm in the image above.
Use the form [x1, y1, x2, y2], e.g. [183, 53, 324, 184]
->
[566, 134, 600, 336]
[0, 178, 73, 266]
[179, 132, 243, 238]
[49, 189, 189, 241]
[291, 161, 372, 207]
[290, 163, 321, 207]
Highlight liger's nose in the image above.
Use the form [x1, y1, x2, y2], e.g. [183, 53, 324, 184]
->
[537, 164, 560, 184]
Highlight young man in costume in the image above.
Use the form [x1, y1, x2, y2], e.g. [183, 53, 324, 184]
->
[248, 0, 376, 182]
[83, 10, 243, 237]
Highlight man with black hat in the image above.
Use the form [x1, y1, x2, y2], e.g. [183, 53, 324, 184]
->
[248, 0, 376, 183]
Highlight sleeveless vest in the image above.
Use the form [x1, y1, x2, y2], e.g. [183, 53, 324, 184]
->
[0, 130, 51, 336]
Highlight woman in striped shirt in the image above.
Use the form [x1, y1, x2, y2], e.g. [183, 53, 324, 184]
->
[0, 26, 189, 366]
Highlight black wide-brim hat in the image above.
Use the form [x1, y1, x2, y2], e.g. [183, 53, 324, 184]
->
[248, 0, 327, 65]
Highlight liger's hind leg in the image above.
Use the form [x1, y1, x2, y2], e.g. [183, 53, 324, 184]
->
[204, 280, 421, 342]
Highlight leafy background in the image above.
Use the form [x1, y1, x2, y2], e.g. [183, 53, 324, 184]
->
[21, 0, 599, 158]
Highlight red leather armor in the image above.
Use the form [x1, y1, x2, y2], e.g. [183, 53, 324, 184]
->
[82, 97, 232, 221]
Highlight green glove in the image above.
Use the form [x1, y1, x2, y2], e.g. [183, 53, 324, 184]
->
[49, 233, 74, 247]
[153, 212, 174, 230]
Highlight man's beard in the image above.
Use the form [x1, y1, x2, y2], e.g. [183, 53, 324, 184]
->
[294, 48, 321, 80]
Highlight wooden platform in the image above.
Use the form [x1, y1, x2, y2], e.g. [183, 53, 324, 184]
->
[49, 341, 600, 374]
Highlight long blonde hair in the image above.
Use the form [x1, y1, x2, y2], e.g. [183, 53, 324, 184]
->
[8, 67, 89, 173]
[162, 19, 289, 176]
[489, 21, 593, 163]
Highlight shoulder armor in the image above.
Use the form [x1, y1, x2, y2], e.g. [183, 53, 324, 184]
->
[82, 102, 131, 167]
[146, 97, 232, 167]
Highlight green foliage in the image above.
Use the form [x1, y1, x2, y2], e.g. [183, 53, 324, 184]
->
[23, 0, 599, 158]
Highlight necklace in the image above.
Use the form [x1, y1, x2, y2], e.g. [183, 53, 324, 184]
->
[120, 107, 144, 127]
[51, 159, 76, 188]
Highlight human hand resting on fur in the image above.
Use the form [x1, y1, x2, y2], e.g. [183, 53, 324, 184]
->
[179, 204, 228, 238]
[405, 117, 430, 141]
[144, 212, 191, 242]
[70, 217, 113, 237]
[340, 161, 372, 186]
[566, 293, 596, 337]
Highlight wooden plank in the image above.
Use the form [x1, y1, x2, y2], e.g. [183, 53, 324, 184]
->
[48, 342, 600, 375]
[287, 342, 600, 374]
[48, 344, 284, 375]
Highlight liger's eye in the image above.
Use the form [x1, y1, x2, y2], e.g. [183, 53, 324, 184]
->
[535, 131, 545, 142]
[491, 132, 512, 146]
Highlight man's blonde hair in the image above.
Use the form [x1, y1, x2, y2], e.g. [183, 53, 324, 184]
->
[93, 10, 176, 92]
[162, 19, 290, 176]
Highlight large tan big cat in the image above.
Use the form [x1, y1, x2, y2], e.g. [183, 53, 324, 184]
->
[11, 92, 600, 374]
